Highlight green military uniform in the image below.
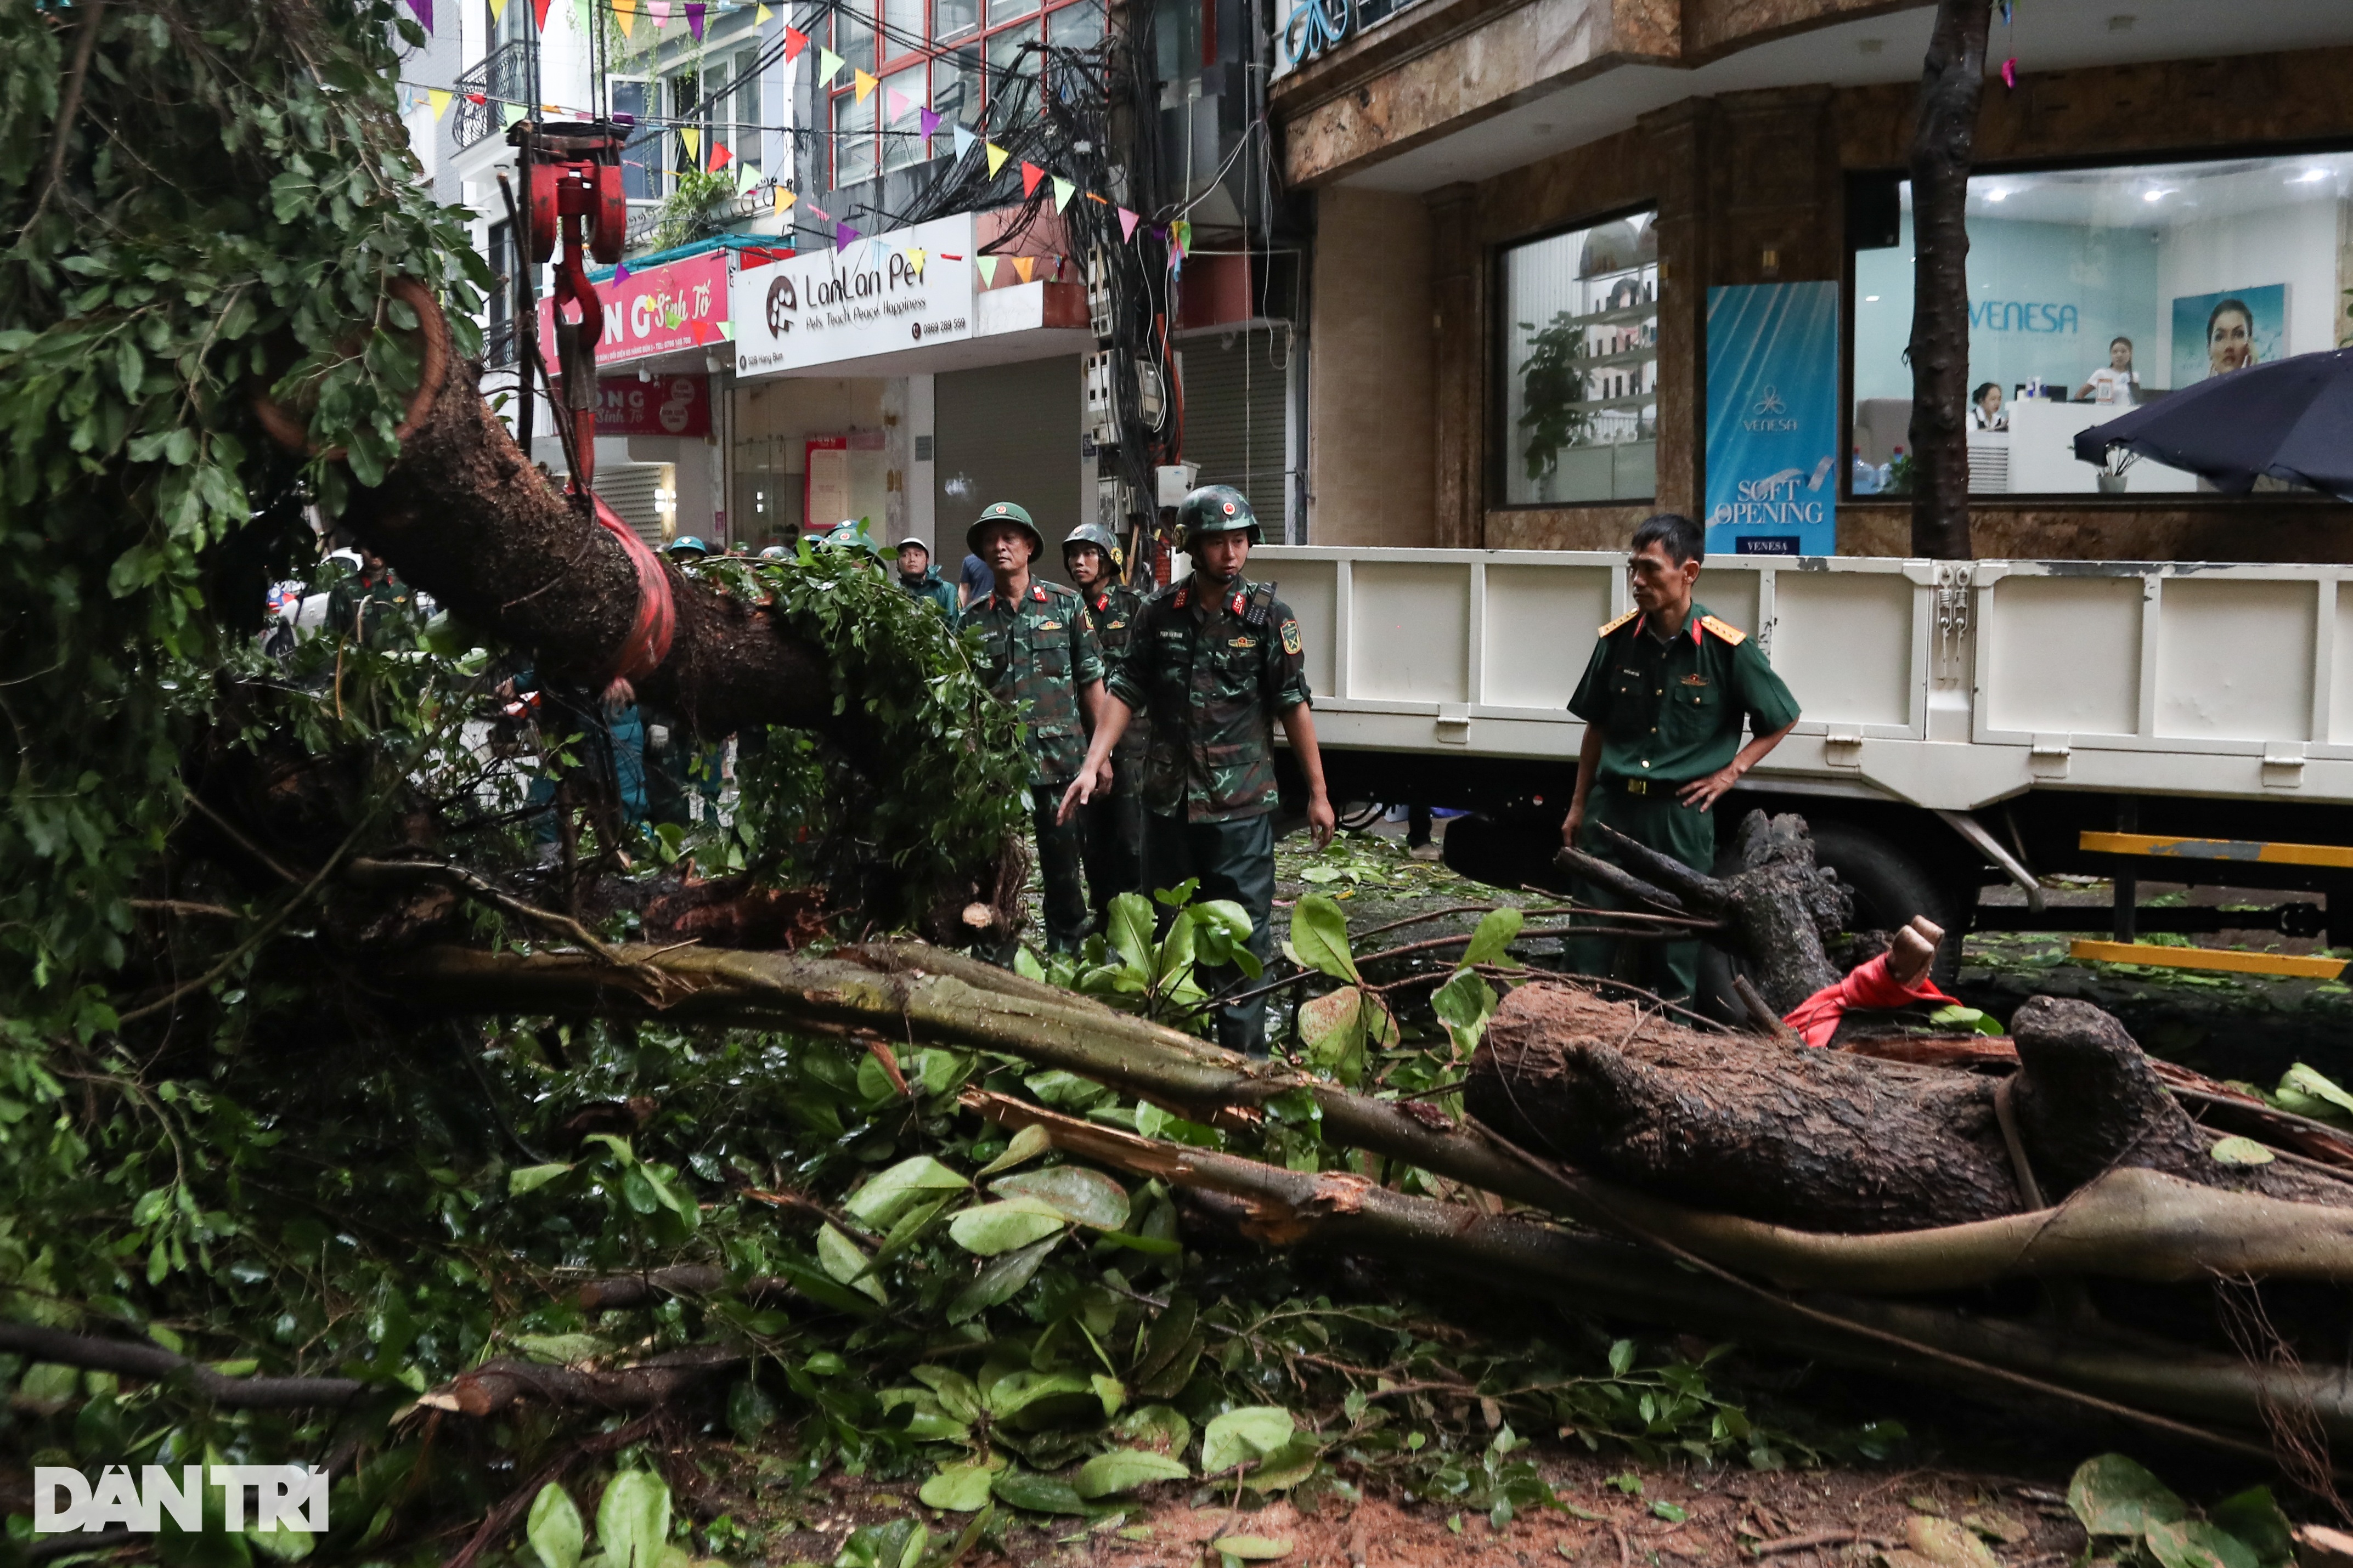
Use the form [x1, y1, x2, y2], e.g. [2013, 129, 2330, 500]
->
[961, 511, 1105, 954]
[1565, 599, 1802, 999]
[1108, 493, 1313, 1055]
[325, 566, 413, 648]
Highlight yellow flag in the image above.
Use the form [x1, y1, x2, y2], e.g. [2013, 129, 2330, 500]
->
[905, 246, 926, 275]
[613, 0, 635, 35]
[681, 126, 701, 165]
[854, 69, 878, 102]
[488, 0, 508, 18]
[774, 187, 796, 214]
[1011, 255, 1034, 284]
[427, 87, 453, 119]
[984, 141, 1009, 177]
[755, 1, 770, 16]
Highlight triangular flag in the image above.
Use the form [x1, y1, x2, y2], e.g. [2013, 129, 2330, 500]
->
[854, 69, 878, 102]
[646, 0, 669, 24]
[953, 123, 977, 160]
[805, 201, 829, 221]
[719, 320, 735, 339]
[737, 163, 759, 193]
[975, 256, 998, 286]
[501, 101, 526, 128]
[905, 247, 926, 275]
[1118, 205, 1139, 241]
[691, 321, 713, 344]
[488, 0, 507, 20]
[685, 0, 704, 38]
[613, 0, 635, 33]
[466, 91, 486, 104]
[1172, 219, 1191, 256]
[919, 107, 941, 140]
[755, 2, 769, 17]
[774, 187, 796, 214]
[709, 141, 732, 171]
[1020, 161, 1045, 197]
[1011, 256, 1034, 284]
[428, 87, 453, 120]
[404, 0, 431, 28]
[837, 223, 861, 251]
[681, 126, 700, 165]
[531, 0, 551, 31]
[985, 141, 1009, 177]
[887, 87, 911, 120]
[818, 46, 843, 82]
[1051, 176, 1074, 211]
[613, 262, 631, 283]
[782, 23, 807, 59]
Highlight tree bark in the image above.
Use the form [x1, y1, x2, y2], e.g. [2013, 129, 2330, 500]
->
[1906, 0, 1993, 559]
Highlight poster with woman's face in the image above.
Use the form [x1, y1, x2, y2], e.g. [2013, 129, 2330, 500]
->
[2170, 284, 2287, 386]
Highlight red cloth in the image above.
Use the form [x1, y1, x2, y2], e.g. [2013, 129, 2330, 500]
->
[1781, 950, 1956, 1048]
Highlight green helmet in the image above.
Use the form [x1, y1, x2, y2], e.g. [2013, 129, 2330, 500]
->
[966, 500, 1043, 560]
[821, 520, 884, 559]
[1175, 485, 1260, 551]
[1062, 522, 1124, 571]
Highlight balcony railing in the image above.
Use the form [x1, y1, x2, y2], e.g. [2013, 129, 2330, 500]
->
[453, 40, 539, 149]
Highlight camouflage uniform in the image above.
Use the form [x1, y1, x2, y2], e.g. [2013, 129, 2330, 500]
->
[963, 578, 1105, 953]
[1077, 579, 1149, 922]
[1108, 573, 1313, 1054]
[326, 567, 413, 649]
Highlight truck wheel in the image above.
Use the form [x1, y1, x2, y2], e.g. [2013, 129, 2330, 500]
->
[1808, 822, 1966, 986]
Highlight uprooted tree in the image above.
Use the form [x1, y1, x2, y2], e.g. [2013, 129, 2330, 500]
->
[7, 0, 2353, 1558]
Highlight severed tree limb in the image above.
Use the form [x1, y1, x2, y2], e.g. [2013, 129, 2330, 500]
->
[0, 1323, 364, 1408]
[960, 1092, 2337, 1458]
[415, 1346, 741, 1418]
[575, 1264, 800, 1312]
[381, 942, 2353, 1292]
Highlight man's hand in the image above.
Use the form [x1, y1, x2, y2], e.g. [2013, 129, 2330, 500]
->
[1094, 758, 1114, 797]
[1057, 771, 1097, 825]
[1306, 792, 1336, 851]
[1561, 801, 1584, 846]
[1676, 765, 1742, 812]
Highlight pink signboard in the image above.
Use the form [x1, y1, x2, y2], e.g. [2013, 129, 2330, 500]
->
[596, 374, 711, 438]
[537, 250, 731, 366]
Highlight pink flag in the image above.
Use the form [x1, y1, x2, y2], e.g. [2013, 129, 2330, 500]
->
[886, 87, 910, 120]
[1118, 206, 1139, 242]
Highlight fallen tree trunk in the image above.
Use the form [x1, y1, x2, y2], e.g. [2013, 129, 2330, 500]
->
[0, 1323, 364, 1409]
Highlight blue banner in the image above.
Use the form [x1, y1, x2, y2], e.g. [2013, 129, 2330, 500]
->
[1705, 282, 1839, 558]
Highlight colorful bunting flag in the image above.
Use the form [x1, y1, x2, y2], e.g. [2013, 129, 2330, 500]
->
[404, 0, 431, 29]
[919, 107, 941, 141]
[774, 188, 797, 214]
[1011, 256, 1035, 284]
[613, 262, 632, 284]
[805, 201, 830, 221]
[647, 0, 669, 26]
[755, 2, 770, 19]
[613, 0, 635, 35]
[710, 141, 732, 171]
[1117, 205, 1138, 241]
[975, 256, 998, 286]
[736, 163, 760, 194]
[719, 321, 736, 339]
[531, 0, 550, 32]
[681, 126, 701, 165]
[837, 223, 861, 252]
[1020, 161, 1045, 197]
[854, 69, 878, 102]
[953, 123, 977, 160]
[685, 1, 704, 38]
[886, 87, 910, 120]
[906, 247, 927, 275]
[1051, 176, 1074, 212]
[1171, 219, 1192, 256]
[782, 23, 807, 59]
[818, 47, 844, 83]
[465, 90, 486, 104]
[427, 87, 453, 120]
[500, 101, 526, 129]
[985, 141, 1009, 177]
[488, 0, 507, 20]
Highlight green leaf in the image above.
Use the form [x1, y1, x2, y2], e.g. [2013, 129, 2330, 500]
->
[1650, 1502, 1687, 1524]
[1284, 894, 1359, 983]
[1074, 1449, 1191, 1498]
[2146, 1521, 2262, 1568]
[918, 1466, 997, 1513]
[1210, 1536, 1293, 1560]
[1240, 1434, 1320, 1492]
[2277, 1063, 2353, 1126]
[1459, 907, 1523, 967]
[1607, 1338, 1635, 1376]
[1111, 1404, 1192, 1457]
[512, 1333, 614, 1365]
[1201, 1406, 1296, 1474]
[990, 1469, 1090, 1516]
[946, 1233, 1059, 1322]
[985, 1368, 1097, 1428]
[815, 1223, 888, 1305]
[989, 1165, 1130, 1230]
[2067, 1454, 2188, 1537]
[1105, 891, 1156, 979]
[2207, 1490, 2292, 1565]
[596, 1471, 672, 1568]
[844, 1154, 970, 1229]
[948, 1198, 1070, 1255]
[2209, 1136, 2275, 1166]
[1430, 969, 1498, 1059]
[975, 1123, 1051, 1178]
[507, 1163, 573, 1196]
[527, 1485, 585, 1568]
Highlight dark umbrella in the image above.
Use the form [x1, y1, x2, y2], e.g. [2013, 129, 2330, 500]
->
[2073, 347, 2353, 502]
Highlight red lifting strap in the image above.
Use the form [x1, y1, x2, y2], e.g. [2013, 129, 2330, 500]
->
[579, 489, 676, 697]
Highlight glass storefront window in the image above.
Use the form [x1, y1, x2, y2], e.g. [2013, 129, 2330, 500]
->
[882, 64, 929, 171]
[1498, 211, 1659, 506]
[936, 0, 977, 39]
[883, 0, 924, 55]
[989, 0, 1040, 25]
[933, 47, 981, 129]
[1852, 150, 2353, 497]
[834, 7, 876, 72]
[1047, 0, 1103, 49]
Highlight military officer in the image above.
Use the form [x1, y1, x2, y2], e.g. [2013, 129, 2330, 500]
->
[961, 501, 1107, 955]
[1059, 486, 1335, 1056]
[325, 550, 413, 648]
[1061, 522, 1148, 923]
[1561, 512, 1801, 1001]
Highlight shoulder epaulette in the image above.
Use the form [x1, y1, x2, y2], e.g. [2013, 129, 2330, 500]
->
[1598, 608, 1639, 637]
[1030, 584, 1049, 602]
[1699, 614, 1747, 646]
[1147, 580, 1185, 604]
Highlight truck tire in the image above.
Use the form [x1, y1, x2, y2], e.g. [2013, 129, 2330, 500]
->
[1695, 820, 1964, 1023]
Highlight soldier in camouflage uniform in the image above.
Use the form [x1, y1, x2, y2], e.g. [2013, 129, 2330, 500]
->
[1062, 522, 1147, 925]
[960, 501, 1107, 954]
[1060, 486, 1336, 1055]
[324, 550, 414, 648]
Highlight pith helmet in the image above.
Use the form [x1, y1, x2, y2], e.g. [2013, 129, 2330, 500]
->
[665, 535, 710, 559]
[1175, 485, 1260, 550]
[967, 500, 1043, 559]
[821, 520, 885, 559]
[1062, 522, 1125, 570]
[895, 536, 930, 555]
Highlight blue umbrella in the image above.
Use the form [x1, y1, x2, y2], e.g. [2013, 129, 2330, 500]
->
[2073, 348, 2353, 502]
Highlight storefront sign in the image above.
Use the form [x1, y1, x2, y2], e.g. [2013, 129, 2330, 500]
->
[595, 374, 711, 438]
[538, 250, 731, 366]
[1704, 282, 1839, 557]
[733, 213, 974, 376]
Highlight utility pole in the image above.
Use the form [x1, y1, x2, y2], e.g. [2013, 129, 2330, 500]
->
[1906, 0, 1993, 559]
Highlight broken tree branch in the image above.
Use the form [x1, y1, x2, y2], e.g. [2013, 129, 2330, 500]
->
[0, 1323, 364, 1408]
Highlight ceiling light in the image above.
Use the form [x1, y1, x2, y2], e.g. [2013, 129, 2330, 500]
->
[2291, 168, 2331, 184]
[1864, 295, 1880, 303]
[2141, 188, 2176, 203]
[1982, 187, 2008, 202]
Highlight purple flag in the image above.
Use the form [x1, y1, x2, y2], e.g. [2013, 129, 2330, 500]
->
[918, 106, 941, 140]
[685, 1, 704, 36]
[613, 262, 631, 284]
[405, 0, 432, 29]
[836, 223, 860, 251]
